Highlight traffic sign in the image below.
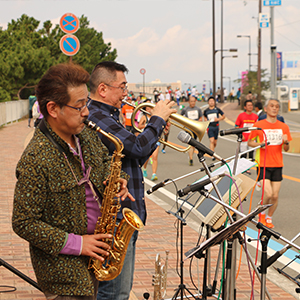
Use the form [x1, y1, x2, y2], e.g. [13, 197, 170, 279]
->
[60, 13, 79, 34]
[263, 0, 281, 6]
[60, 35, 80, 56]
[140, 68, 146, 75]
[259, 13, 269, 28]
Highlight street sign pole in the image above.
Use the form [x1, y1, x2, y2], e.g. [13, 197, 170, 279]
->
[140, 68, 146, 95]
[270, 6, 277, 98]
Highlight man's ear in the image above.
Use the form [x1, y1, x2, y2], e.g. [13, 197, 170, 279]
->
[47, 101, 60, 119]
[97, 83, 107, 98]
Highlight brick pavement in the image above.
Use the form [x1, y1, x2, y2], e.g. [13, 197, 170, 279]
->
[0, 118, 297, 299]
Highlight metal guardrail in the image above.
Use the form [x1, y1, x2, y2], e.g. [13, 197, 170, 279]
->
[0, 100, 29, 127]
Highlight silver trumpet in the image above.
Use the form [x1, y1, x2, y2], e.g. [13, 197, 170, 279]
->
[152, 250, 169, 300]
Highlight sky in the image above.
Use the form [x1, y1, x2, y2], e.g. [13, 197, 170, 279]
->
[1, 0, 300, 92]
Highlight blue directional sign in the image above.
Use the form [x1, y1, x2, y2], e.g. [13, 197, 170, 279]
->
[263, 0, 281, 6]
[259, 13, 269, 28]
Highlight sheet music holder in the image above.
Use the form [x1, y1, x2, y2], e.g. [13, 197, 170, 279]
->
[185, 204, 271, 260]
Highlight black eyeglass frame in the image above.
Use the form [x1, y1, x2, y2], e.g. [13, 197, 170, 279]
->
[104, 83, 128, 93]
[64, 97, 92, 113]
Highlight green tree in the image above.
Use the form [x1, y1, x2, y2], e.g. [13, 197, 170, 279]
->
[0, 14, 117, 101]
[71, 15, 117, 73]
[234, 69, 270, 101]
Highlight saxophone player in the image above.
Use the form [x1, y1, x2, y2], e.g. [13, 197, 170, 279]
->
[12, 63, 131, 300]
[88, 61, 177, 300]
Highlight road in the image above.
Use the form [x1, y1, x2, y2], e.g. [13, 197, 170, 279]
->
[143, 101, 300, 243]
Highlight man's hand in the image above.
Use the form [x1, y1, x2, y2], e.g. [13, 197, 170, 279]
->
[151, 99, 177, 121]
[282, 134, 288, 144]
[117, 178, 135, 202]
[81, 233, 112, 261]
[103, 178, 135, 202]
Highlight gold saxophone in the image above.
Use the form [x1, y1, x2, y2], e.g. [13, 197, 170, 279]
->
[84, 120, 144, 281]
[152, 250, 169, 300]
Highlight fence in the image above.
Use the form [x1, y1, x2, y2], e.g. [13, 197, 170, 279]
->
[0, 100, 29, 127]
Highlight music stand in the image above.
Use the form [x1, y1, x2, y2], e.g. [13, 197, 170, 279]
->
[185, 205, 269, 260]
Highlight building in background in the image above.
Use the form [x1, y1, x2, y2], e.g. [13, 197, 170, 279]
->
[128, 79, 182, 97]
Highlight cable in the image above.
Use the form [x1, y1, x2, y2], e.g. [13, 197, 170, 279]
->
[251, 130, 268, 300]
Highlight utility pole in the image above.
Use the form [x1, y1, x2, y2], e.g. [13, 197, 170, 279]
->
[257, 0, 262, 101]
[270, 6, 277, 98]
[220, 0, 224, 103]
[212, 0, 216, 98]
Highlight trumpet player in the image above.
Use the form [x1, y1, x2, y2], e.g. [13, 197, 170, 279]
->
[88, 61, 177, 300]
[12, 63, 131, 300]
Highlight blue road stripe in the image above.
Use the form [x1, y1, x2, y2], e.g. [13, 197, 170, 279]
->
[246, 227, 300, 262]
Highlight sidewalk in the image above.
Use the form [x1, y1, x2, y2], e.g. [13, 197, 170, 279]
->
[0, 118, 298, 299]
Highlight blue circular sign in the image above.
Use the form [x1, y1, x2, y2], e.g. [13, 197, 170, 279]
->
[60, 35, 80, 56]
[60, 13, 79, 34]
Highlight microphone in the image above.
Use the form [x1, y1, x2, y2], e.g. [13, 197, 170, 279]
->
[177, 131, 225, 163]
[219, 127, 261, 136]
[146, 179, 170, 195]
[177, 174, 225, 197]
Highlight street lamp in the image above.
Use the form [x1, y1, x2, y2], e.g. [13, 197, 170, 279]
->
[215, 48, 237, 102]
[237, 35, 251, 72]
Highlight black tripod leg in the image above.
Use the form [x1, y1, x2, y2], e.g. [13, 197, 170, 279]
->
[0, 258, 42, 292]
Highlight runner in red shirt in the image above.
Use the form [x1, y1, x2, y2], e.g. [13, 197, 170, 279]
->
[235, 100, 258, 171]
[248, 99, 292, 228]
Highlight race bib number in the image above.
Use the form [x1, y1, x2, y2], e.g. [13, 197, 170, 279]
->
[264, 129, 283, 146]
[187, 110, 199, 120]
[207, 113, 217, 122]
[126, 112, 132, 119]
[243, 122, 255, 128]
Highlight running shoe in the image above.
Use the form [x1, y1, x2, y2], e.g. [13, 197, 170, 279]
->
[143, 169, 148, 178]
[161, 149, 166, 154]
[256, 182, 262, 192]
[151, 174, 158, 181]
[189, 159, 193, 166]
[265, 217, 274, 228]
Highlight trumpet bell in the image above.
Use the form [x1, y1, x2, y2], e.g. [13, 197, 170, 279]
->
[130, 102, 209, 152]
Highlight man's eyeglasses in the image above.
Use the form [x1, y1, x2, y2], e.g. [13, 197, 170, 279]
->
[104, 83, 128, 93]
[64, 97, 91, 113]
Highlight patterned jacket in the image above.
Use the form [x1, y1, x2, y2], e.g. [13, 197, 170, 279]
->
[12, 121, 128, 296]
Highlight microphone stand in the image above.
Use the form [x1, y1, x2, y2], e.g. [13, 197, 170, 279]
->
[147, 143, 266, 195]
[194, 149, 274, 300]
[227, 132, 247, 299]
[195, 149, 236, 300]
[232, 133, 243, 176]
[0, 258, 42, 292]
[167, 208, 199, 300]
[198, 190, 300, 300]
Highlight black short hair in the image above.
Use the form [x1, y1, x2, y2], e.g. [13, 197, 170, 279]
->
[254, 102, 263, 110]
[89, 61, 128, 93]
[244, 99, 253, 107]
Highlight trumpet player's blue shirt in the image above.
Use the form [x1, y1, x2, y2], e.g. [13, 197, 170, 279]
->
[88, 100, 166, 224]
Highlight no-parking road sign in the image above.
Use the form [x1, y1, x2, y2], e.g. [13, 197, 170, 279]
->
[60, 35, 80, 56]
[60, 13, 79, 34]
